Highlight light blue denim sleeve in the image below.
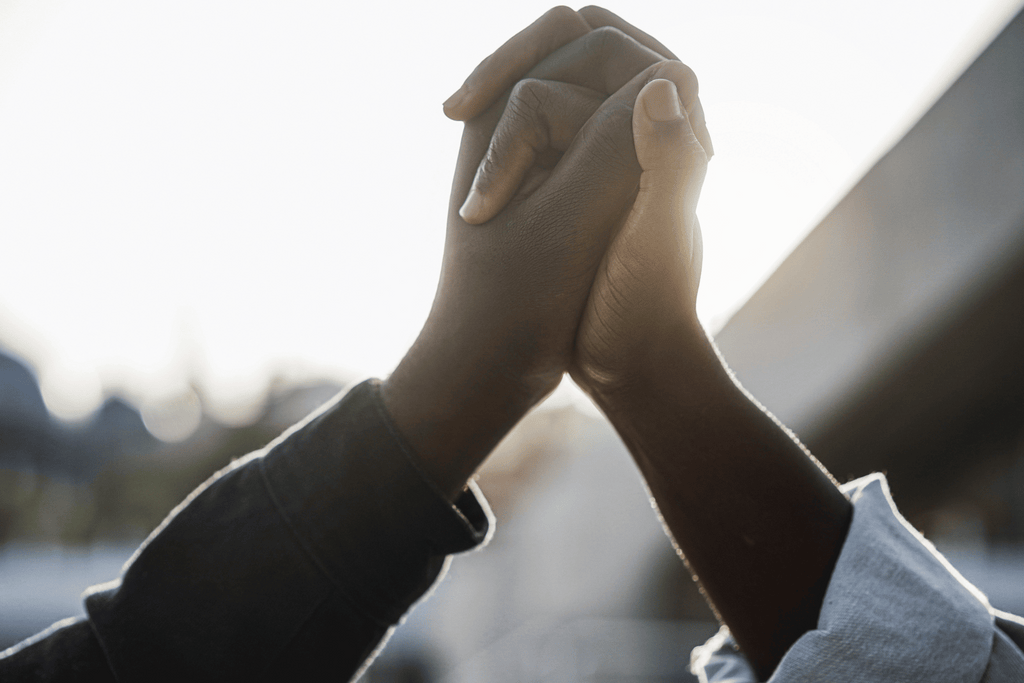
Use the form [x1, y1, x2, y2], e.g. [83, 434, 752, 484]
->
[690, 473, 1024, 682]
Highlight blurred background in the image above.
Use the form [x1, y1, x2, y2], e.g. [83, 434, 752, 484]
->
[2, 0, 1023, 680]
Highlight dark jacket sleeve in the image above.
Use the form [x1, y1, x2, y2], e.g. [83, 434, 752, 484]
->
[0, 379, 491, 682]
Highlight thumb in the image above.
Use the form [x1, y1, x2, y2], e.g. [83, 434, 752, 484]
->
[632, 78, 708, 204]
[627, 78, 708, 297]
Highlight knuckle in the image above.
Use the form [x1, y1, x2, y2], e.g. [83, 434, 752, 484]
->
[591, 100, 634, 130]
[509, 78, 549, 113]
[505, 80, 552, 149]
[537, 6, 590, 54]
[590, 25, 629, 54]
[543, 5, 579, 28]
[652, 60, 699, 98]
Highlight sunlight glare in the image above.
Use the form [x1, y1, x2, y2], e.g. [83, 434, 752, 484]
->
[0, 0, 1020, 421]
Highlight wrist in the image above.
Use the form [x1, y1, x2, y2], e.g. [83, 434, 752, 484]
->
[382, 327, 559, 500]
[573, 314, 852, 678]
[573, 308, 727, 409]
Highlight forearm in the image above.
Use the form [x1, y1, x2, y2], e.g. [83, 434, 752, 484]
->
[383, 320, 559, 501]
[583, 318, 852, 679]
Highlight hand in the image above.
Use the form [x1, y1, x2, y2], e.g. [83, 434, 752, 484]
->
[448, 6, 711, 221]
[431, 7, 711, 398]
[571, 77, 709, 398]
[384, 7, 697, 496]
[437, 7, 712, 401]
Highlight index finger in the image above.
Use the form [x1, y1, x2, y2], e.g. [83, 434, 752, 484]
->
[444, 5, 678, 121]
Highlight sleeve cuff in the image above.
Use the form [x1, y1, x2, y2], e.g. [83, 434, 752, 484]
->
[83, 378, 493, 680]
[692, 473, 1010, 682]
[259, 378, 493, 626]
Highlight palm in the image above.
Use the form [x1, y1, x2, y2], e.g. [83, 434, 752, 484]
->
[573, 212, 702, 393]
[572, 79, 708, 395]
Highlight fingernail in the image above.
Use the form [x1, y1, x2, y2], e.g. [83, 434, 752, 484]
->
[459, 187, 484, 223]
[443, 88, 467, 115]
[644, 80, 683, 122]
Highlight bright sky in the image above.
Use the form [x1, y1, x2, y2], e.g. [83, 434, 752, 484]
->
[0, 0, 1020, 424]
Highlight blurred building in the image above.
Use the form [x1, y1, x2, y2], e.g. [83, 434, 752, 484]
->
[0, 352, 63, 475]
[714, 4, 1024, 545]
[0, 350, 160, 482]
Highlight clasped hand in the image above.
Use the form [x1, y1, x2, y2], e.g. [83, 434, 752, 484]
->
[385, 7, 711, 490]
[383, 11, 855, 680]
[447, 6, 711, 397]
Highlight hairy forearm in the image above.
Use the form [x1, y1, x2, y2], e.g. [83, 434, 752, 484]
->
[583, 319, 852, 679]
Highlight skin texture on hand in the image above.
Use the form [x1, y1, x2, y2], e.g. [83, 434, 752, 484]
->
[571, 78, 707, 394]
[383, 8, 702, 499]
